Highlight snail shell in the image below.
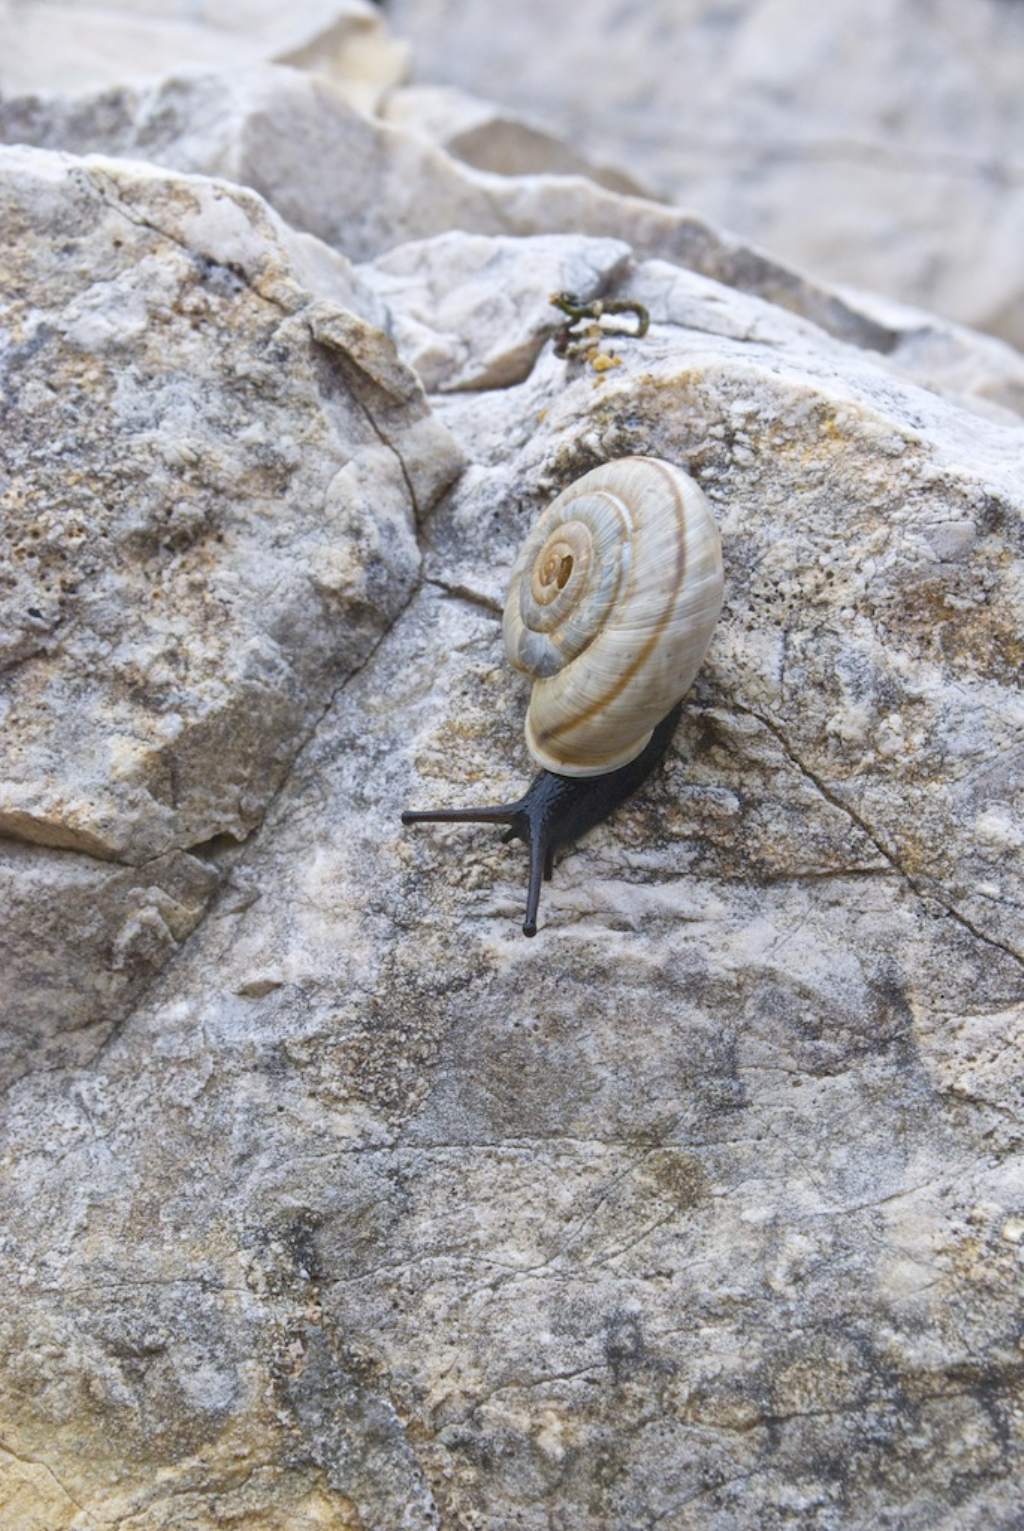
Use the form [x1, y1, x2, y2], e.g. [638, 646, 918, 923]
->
[503, 456, 723, 777]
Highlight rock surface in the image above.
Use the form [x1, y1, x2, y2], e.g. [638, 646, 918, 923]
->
[1, 25, 1024, 1531]
[7, 63, 1024, 431]
[0, 142, 460, 1083]
[381, 82, 653, 197]
[390, 0, 1024, 349]
[0, 65, 906, 349]
[0, 0, 407, 102]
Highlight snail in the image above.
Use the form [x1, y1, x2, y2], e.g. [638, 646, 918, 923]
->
[402, 456, 724, 935]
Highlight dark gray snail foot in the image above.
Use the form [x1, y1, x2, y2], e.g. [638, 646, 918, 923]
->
[401, 703, 682, 936]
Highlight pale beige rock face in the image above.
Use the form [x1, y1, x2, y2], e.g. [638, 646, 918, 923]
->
[1, 46, 1024, 1531]
[359, 230, 1024, 427]
[361, 231, 634, 392]
[382, 82, 654, 197]
[1, 840, 217, 1091]
[0, 0, 407, 101]
[0, 66, 910, 350]
[0, 145, 458, 864]
[8, 63, 1024, 427]
[390, 0, 1024, 349]
[0, 143, 461, 1084]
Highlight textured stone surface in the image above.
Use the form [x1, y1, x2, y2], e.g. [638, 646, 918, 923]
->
[398, 236, 1024, 966]
[360, 232, 634, 392]
[8, 63, 1024, 427]
[0, 65, 915, 350]
[1, 840, 218, 1092]
[361, 230, 1024, 427]
[0, 143, 459, 863]
[390, 0, 1024, 348]
[1, 27, 1024, 1531]
[0, 142, 460, 1081]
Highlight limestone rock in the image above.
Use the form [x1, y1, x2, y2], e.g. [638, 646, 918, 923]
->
[381, 82, 653, 197]
[360, 230, 1024, 428]
[0, 0, 407, 102]
[1, 178, 1022, 1529]
[0, 142, 461, 1086]
[391, 233, 1024, 964]
[2, 15, 1024, 1522]
[835, 284, 1024, 426]
[1, 841, 218, 1090]
[0, 65, 907, 351]
[0, 142, 460, 865]
[389, 0, 1024, 348]
[361, 231, 634, 392]
[9, 62, 1024, 426]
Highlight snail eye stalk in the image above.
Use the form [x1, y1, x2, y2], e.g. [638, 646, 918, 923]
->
[400, 794, 552, 937]
[400, 704, 682, 937]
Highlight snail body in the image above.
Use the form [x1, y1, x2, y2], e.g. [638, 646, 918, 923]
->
[402, 457, 723, 935]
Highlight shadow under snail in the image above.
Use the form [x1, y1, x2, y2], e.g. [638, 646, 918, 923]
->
[402, 456, 724, 936]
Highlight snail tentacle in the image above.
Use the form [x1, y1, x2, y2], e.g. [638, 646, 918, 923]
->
[400, 803, 522, 827]
[401, 704, 682, 936]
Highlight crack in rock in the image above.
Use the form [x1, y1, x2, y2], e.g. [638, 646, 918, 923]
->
[734, 701, 1024, 974]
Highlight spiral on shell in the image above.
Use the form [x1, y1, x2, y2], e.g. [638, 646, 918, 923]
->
[503, 456, 724, 776]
